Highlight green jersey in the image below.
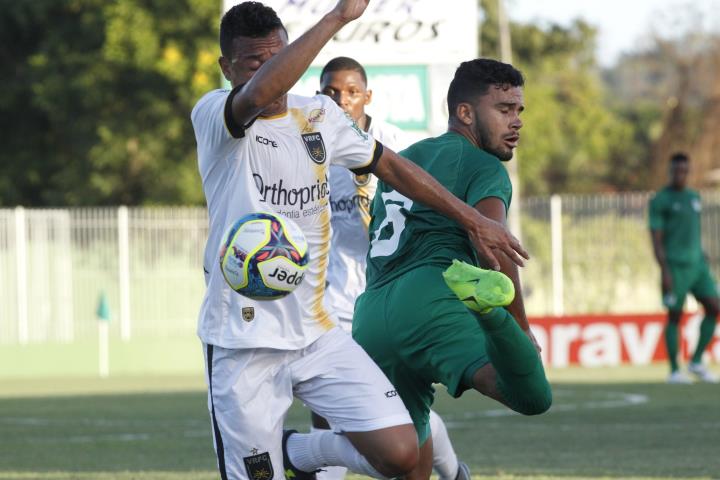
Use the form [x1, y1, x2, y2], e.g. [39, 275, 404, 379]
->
[648, 186, 704, 265]
[365, 131, 512, 288]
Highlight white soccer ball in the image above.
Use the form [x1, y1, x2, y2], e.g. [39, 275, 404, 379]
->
[219, 212, 309, 300]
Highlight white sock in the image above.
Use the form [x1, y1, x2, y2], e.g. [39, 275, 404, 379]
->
[429, 410, 459, 480]
[286, 430, 389, 479]
[310, 427, 348, 480]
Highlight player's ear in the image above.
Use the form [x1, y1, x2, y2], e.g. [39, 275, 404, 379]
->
[365, 89, 373, 106]
[219, 56, 232, 82]
[456, 103, 473, 126]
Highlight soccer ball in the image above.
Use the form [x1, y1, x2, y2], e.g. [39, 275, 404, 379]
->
[219, 212, 309, 300]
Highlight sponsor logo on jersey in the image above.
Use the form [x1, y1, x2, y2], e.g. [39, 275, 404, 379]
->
[385, 390, 398, 398]
[301, 132, 326, 164]
[353, 173, 371, 186]
[255, 135, 278, 148]
[253, 173, 330, 210]
[308, 108, 326, 124]
[243, 452, 273, 480]
[330, 194, 371, 214]
[242, 307, 255, 322]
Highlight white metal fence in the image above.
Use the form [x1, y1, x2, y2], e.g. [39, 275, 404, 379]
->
[2, 191, 720, 346]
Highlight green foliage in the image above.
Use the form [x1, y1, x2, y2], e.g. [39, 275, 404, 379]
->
[479, 0, 656, 195]
[0, 0, 219, 206]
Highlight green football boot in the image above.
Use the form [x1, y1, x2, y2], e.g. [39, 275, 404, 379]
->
[442, 259, 515, 313]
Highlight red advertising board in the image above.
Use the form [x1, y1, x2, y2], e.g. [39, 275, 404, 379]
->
[529, 313, 720, 367]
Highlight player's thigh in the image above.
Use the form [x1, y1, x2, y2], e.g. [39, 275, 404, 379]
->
[387, 267, 489, 441]
[389, 266, 489, 395]
[666, 263, 693, 310]
[204, 343, 292, 480]
[292, 327, 412, 433]
[353, 286, 433, 441]
[690, 262, 718, 301]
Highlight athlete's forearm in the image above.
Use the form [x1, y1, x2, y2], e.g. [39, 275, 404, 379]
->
[232, 12, 350, 125]
[373, 148, 528, 269]
[374, 149, 475, 228]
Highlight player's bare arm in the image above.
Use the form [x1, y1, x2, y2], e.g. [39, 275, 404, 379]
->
[373, 147, 529, 270]
[227, 0, 369, 126]
[650, 229, 672, 292]
[475, 196, 540, 351]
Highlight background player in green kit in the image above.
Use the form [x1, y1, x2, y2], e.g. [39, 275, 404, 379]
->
[353, 59, 552, 480]
[649, 152, 719, 384]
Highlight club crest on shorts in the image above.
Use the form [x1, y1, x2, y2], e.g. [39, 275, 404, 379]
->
[242, 307, 255, 322]
[301, 132, 326, 164]
[243, 452, 274, 480]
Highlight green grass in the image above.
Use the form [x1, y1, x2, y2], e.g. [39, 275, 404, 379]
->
[1, 365, 719, 479]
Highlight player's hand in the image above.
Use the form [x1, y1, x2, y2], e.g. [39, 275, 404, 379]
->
[464, 211, 529, 270]
[331, 0, 370, 23]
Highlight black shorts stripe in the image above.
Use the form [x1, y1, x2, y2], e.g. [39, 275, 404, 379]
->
[207, 344, 229, 480]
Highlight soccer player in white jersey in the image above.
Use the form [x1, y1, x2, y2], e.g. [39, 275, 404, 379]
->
[313, 56, 469, 480]
[191, 2, 528, 480]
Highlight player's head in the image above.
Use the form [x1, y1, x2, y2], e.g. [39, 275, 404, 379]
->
[447, 59, 525, 161]
[219, 2, 288, 87]
[319, 57, 372, 124]
[669, 152, 690, 189]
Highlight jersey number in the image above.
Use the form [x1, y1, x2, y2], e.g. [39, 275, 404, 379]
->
[369, 191, 413, 258]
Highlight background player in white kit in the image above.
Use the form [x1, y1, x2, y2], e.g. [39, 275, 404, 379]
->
[191, 2, 528, 479]
[315, 56, 470, 480]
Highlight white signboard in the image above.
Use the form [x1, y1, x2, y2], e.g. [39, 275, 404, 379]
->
[223, 0, 477, 66]
[222, 0, 478, 135]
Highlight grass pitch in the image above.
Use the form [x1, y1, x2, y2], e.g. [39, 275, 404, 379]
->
[1, 365, 718, 480]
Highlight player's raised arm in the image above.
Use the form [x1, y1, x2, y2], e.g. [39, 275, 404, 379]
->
[373, 147, 529, 270]
[222, 0, 369, 127]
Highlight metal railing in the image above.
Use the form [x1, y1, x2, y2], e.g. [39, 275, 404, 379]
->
[2, 190, 719, 345]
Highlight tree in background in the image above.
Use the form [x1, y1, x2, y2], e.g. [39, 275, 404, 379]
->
[608, 4, 720, 188]
[0, 0, 218, 206]
[479, 0, 642, 196]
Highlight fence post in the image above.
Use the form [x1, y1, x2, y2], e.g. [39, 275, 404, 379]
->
[15, 207, 28, 344]
[550, 195, 564, 316]
[118, 206, 131, 341]
[97, 291, 110, 378]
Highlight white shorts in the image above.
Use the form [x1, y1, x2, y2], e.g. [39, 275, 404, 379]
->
[203, 327, 411, 480]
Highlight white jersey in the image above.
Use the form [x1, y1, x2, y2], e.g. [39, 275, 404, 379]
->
[324, 118, 409, 322]
[192, 89, 379, 350]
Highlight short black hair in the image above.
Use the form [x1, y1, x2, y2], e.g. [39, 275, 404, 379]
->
[320, 57, 368, 86]
[220, 2, 285, 58]
[447, 58, 524, 117]
[670, 152, 689, 164]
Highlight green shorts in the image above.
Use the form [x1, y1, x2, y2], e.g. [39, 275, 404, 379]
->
[664, 261, 718, 311]
[352, 265, 491, 445]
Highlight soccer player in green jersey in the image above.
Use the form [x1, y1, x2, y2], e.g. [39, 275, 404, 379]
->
[649, 153, 719, 384]
[353, 59, 552, 480]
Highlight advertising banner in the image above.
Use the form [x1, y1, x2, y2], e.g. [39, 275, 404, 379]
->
[530, 313, 720, 368]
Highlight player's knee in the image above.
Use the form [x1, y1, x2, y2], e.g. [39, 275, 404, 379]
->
[365, 429, 420, 478]
[373, 439, 419, 477]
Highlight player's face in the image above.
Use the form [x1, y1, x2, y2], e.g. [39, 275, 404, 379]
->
[319, 70, 371, 123]
[220, 28, 288, 88]
[472, 86, 524, 161]
[670, 161, 689, 188]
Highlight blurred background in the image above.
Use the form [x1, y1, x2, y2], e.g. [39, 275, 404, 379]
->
[1, 1, 719, 478]
[2, 0, 719, 377]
